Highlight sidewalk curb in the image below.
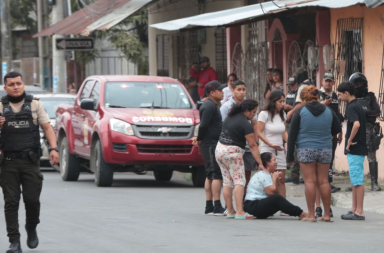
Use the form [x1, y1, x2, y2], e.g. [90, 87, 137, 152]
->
[332, 191, 384, 215]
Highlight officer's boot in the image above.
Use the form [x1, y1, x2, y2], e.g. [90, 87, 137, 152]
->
[369, 162, 382, 191]
[6, 241, 22, 253]
[25, 225, 39, 249]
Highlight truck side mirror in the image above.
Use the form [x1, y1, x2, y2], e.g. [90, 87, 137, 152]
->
[80, 99, 95, 111]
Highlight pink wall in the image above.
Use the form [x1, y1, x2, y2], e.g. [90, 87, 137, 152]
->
[331, 5, 384, 179]
[316, 10, 331, 88]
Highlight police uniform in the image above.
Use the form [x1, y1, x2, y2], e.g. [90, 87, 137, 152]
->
[319, 87, 344, 183]
[350, 72, 382, 191]
[0, 93, 50, 245]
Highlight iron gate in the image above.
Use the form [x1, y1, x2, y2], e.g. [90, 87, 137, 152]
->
[243, 42, 269, 109]
[215, 27, 227, 84]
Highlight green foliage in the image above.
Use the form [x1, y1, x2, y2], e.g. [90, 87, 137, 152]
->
[10, 0, 37, 33]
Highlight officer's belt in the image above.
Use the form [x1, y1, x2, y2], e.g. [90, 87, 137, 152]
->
[4, 151, 33, 159]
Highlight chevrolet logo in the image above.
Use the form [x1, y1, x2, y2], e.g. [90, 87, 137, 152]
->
[157, 127, 172, 133]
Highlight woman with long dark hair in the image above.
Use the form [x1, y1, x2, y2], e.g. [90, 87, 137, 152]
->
[287, 86, 341, 222]
[265, 69, 284, 99]
[257, 90, 288, 213]
[215, 99, 264, 220]
[244, 152, 308, 219]
[221, 73, 238, 105]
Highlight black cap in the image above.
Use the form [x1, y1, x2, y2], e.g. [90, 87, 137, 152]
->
[200, 56, 210, 63]
[287, 76, 297, 86]
[204, 80, 226, 95]
[323, 72, 335, 81]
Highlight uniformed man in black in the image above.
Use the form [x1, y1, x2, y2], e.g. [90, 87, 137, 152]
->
[284, 68, 309, 184]
[319, 72, 344, 193]
[0, 72, 59, 253]
[349, 72, 382, 191]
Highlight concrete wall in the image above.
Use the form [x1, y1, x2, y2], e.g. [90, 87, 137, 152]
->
[148, 0, 242, 76]
[330, 5, 384, 179]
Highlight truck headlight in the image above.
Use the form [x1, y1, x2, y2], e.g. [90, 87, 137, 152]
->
[194, 124, 200, 137]
[110, 118, 134, 136]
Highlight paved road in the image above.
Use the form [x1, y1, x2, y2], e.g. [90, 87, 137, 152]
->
[0, 169, 383, 253]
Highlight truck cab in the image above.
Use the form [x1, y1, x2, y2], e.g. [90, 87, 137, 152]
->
[55, 75, 205, 187]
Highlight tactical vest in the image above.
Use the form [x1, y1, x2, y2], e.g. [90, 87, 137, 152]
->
[356, 93, 378, 124]
[1, 95, 41, 152]
[319, 91, 339, 115]
[286, 89, 298, 107]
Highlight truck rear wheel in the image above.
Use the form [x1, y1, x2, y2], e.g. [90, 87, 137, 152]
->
[153, 169, 173, 182]
[192, 166, 206, 187]
[60, 136, 80, 181]
[92, 140, 114, 187]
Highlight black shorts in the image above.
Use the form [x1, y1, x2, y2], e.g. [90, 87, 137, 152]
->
[201, 145, 223, 180]
[243, 152, 258, 171]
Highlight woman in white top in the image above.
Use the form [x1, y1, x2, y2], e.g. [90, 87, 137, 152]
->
[220, 73, 237, 105]
[257, 90, 288, 203]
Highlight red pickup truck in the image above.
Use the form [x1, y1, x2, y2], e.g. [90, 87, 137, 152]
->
[55, 75, 205, 187]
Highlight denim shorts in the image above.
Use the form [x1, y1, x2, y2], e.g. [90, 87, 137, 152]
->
[297, 148, 332, 164]
[347, 154, 365, 186]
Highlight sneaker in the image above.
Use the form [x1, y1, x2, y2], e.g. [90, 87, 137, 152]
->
[205, 206, 214, 215]
[315, 207, 323, 218]
[331, 184, 341, 193]
[213, 206, 226, 216]
[299, 178, 305, 184]
[330, 208, 333, 218]
[224, 208, 228, 216]
[292, 178, 300, 185]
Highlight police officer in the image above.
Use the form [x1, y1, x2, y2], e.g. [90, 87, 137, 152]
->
[349, 72, 382, 191]
[285, 68, 309, 184]
[319, 72, 344, 193]
[0, 72, 59, 253]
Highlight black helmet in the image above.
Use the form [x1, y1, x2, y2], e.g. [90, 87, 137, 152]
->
[349, 72, 368, 86]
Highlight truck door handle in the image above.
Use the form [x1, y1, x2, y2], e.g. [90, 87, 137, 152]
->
[81, 114, 85, 118]
[72, 111, 76, 114]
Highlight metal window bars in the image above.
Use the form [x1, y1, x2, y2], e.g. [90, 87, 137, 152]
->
[333, 18, 363, 116]
[215, 27, 228, 84]
[156, 34, 170, 77]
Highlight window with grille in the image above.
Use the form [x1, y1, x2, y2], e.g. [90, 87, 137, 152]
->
[333, 18, 363, 87]
[157, 34, 170, 77]
[215, 27, 227, 84]
[171, 31, 199, 83]
[333, 18, 363, 116]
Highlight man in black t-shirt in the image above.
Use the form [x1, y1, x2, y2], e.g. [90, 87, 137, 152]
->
[337, 82, 367, 220]
[194, 80, 226, 216]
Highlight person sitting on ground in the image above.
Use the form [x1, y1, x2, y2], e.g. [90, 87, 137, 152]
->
[221, 73, 238, 105]
[287, 86, 342, 222]
[244, 152, 308, 219]
[257, 90, 288, 216]
[215, 99, 264, 220]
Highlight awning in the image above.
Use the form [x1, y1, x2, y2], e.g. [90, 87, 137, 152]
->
[33, 0, 155, 38]
[365, 0, 384, 8]
[150, 0, 365, 31]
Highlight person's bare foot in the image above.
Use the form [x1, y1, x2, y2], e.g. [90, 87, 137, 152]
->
[299, 211, 308, 220]
[301, 216, 317, 222]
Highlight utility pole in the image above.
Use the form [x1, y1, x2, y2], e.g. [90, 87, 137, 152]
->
[51, 0, 67, 93]
[37, 0, 50, 89]
[1, 0, 12, 84]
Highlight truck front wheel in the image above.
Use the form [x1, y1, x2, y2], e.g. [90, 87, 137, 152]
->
[192, 166, 206, 187]
[60, 136, 80, 181]
[153, 169, 173, 182]
[92, 140, 114, 187]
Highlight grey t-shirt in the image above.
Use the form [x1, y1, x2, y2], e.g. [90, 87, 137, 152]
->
[245, 171, 273, 201]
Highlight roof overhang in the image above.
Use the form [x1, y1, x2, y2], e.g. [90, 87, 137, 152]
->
[33, 0, 156, 38]
[150, 0, 366, 31]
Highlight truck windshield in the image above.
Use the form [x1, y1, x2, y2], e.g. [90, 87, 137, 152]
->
[104, 82, 193, 109]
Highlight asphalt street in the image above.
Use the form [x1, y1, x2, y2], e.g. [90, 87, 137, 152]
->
[0, 169, 383, 253]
